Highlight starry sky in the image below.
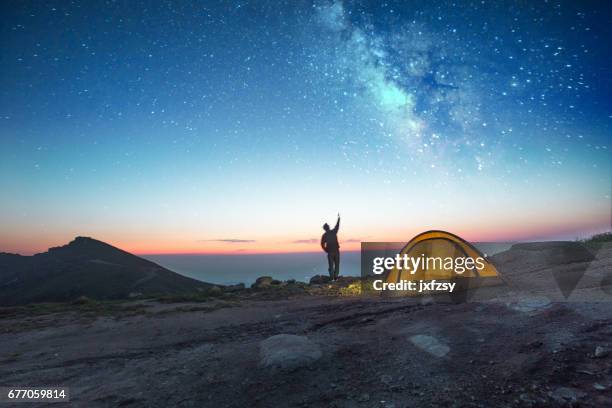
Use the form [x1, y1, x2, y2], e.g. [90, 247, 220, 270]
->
[0, 1, 610, 255]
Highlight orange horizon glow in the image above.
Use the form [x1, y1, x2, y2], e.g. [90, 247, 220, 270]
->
[1, 201, 609, 256]
[3, 217, 609, 257]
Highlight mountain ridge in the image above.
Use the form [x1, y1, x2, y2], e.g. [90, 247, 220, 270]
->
[0, 237, 215, 305]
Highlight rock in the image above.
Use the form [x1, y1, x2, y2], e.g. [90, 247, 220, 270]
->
[594, 346, 608, 358]
[271, 279, 281, 285]
[519, 393, 536, 406]
[548, 387, 585, 404]
[357, 393, 370, 402]
[224, 283, 245, 292]
[409, 334, 450, 357]
[71, 296, 92, 305]
[259, 334, 322, 370]
[593, 383, 608, 391]
[335, 276, 357, 284]
[380, 374, 392, 385]
[506, 295, 551, 313]
[309, 275, 331, 285]
[420, 296, 435, 305]
[339, 281, 362, 296]
[251, 276, 274, 289]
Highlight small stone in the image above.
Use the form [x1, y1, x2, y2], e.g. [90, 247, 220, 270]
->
[357, 393, 370, 402]
[548, 387, 584, 404]
[507, 295, 551, 313]
[380, 374, 392, 385]
[594, 346, 608, 358]
[593, 383, 607, 391]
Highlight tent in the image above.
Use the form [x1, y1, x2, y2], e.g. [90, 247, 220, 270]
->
[383, 230, 500, 298]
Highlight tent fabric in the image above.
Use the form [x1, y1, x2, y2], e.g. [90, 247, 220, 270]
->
[385, 230, 499, 283]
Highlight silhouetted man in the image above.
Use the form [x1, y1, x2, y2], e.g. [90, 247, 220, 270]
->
[321, 213, 340, 281]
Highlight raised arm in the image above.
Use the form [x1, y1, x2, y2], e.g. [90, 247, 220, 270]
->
[333, 214, 340, 233]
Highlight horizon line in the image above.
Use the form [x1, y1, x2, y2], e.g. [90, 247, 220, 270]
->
[137, 249, 363, 256]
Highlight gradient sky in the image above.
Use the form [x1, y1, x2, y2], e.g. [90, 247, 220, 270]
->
[1, 1, 610, 255]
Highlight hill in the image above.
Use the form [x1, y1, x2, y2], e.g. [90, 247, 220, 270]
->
[489, 240, 610, 300]
[0, 237, 214, 305]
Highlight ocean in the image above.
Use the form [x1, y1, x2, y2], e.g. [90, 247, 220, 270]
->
[144, 243, 513, 286]
[144, 252, 361, 286]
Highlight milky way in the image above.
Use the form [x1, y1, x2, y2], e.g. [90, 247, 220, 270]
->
[306, 1, 609, 180]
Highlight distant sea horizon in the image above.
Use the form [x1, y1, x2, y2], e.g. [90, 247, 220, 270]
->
[144, 243, 513, 285]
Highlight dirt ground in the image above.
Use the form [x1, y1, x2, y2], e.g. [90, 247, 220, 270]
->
[0, 289, 610, 407]
[1, 243, 611, 407]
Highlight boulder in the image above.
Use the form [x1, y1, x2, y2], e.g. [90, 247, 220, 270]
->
[309, 275, 331, 285]
[259, 334, 322, 370]
[251, 276, 274, 289]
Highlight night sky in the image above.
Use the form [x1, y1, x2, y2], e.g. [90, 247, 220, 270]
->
[1, 1, 610, 254]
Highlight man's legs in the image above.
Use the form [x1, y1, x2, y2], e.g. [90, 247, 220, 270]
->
[327, 251, 339, 280]
[333, 251, 340, 280]
[327, 253, 334, 279]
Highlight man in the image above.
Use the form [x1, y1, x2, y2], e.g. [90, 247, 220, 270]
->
[321, 213, 340, 281]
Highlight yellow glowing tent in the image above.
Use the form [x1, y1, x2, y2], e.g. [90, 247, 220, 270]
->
[384, 230, 499, 292]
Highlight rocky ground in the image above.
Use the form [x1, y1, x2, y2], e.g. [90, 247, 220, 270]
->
[1, 242, 611, 407]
